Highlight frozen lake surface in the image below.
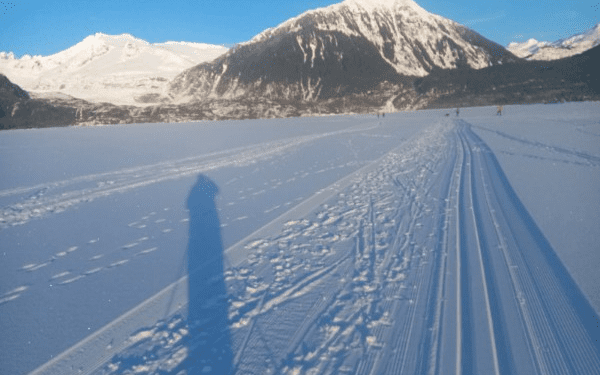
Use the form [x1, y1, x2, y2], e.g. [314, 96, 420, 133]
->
[1, 102, 599, 374]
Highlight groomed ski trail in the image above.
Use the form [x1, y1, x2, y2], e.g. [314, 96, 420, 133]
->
[34, 119, 600, 375]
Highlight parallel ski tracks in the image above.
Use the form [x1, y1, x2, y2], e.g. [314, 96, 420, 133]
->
[0, 122, 380, 228]
[457, 125, 501, 375]
[29, 119, 600, 375]
[470, 126, 548, 375]
[470, 125, 600, 374]
[449, 122, 600, 375]
[250, 120, 600, 374]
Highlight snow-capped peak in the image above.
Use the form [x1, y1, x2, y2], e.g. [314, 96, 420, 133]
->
[241, 0, 434, 47]
[161, 41, 226, 49]
[506, 38, 548, 57]
[555, 22, 600, 47]
[0, 51, 16, 59]
[507, 22, 600, 60]
[169, 0, 515, 104]
[507, 38, 540, 49]
[0, 33, 228, 106]
[342, 0, 422, 12]
[89, 32, 150, 46]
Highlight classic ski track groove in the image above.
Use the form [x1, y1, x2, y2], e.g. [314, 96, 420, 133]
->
[454, 129, 464, 375]
[457, 122, 600, 375]
[459, 126, 501, 375]
[474, 128, 547, 375]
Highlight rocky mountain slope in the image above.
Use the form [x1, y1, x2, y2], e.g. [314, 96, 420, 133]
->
[507, 23, 600, 60]
[413, 44, 600, 109]
[166, 0, 517, 105]
[0, 74, 76, 130]
[0, 33, 228, 106]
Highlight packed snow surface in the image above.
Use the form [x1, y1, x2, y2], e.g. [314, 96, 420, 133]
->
[0, 103, 599, 375]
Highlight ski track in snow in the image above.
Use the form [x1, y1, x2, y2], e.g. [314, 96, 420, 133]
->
[0, 122, 378, 229]
[473, 125, 600, 167]
[25, 118, 598, 375]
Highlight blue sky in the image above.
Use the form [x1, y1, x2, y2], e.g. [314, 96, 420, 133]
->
[1, 0, 599, 57]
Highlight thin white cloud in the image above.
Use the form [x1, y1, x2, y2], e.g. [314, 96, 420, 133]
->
[463, 11, 507, 26]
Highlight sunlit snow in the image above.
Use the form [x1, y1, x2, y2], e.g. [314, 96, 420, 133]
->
[1, 103, 599, 375]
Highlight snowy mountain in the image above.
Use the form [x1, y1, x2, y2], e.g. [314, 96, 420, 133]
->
[0, 33, 228, 106]
[3, 44, 599, 129]
[4, 0, 599, 129]
[166, 0, 517, 104]
[507, 23, 600, 60]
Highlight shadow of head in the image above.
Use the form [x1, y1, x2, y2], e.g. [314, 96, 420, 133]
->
[188, 174, 219, 209]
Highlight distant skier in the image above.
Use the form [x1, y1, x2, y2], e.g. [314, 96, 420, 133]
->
[382, 113, 385, 118]
[497, 105, 503, 116]
[456, 108, 460, 117]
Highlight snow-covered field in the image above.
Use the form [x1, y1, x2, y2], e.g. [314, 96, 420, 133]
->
[1, 103, 599, 374]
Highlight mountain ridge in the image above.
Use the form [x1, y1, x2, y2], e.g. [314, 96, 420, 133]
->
[0, 33, 228, 106]
[507, 23, 600, 60]
[166, 0, 517, 106]
[2, 0, 598, 129]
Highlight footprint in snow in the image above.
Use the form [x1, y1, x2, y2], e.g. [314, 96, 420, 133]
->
[21, 262, 50, 272]
[0, 292, 24, 305]
[58, 275, 85, 285]
[84, 267, 103, 275]
[122, 242, 139, 250]
[135, 247, 158, 256]
[50, 271, 71, 280]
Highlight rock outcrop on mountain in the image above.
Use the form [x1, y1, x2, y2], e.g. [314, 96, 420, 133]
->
[0, 74, 77, 130]
[166, 0, 517, 105]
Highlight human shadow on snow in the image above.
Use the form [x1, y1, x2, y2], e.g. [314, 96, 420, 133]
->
[103, 174, 233, 374]
[177, 174, 233, 374]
